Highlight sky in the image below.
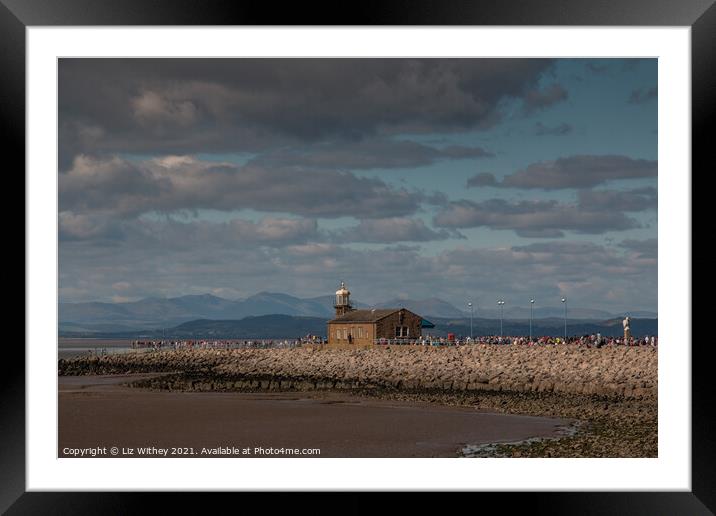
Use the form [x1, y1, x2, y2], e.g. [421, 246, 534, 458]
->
[58, 58, 657, 312]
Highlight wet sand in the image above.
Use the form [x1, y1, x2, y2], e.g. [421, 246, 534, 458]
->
[59, 374, 571, 458]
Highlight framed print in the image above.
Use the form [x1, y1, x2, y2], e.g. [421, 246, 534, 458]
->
[7, 0, 709, 512]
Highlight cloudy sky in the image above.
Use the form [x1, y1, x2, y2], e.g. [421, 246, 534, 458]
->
[58, 58, 657, 312]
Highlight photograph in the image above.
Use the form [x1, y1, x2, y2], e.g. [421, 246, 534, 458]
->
[56, 57, 658, 459]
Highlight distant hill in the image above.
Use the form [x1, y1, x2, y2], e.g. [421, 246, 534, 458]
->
[167, 315, 327, 339]
[58, 321, 148, 334]
[60, 292, 455, 328]
[613, 310, 659, 318]
[59, 291, 656, 330]
[373, 297, 466, 318]
[59, 292, 336, 328]
[59, 294, 232, 328]
[240, 292, 332, 318]
[305, 295, 370, 313]
[425, 317, 657, 339]
[58, 313, 658, 340]
[472, 306, 622, 320]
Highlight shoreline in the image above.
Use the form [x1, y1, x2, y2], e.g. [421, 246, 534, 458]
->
[120, 373, 653, 457]
[59, 374, 573, 458]
[58, 345, 657, 457]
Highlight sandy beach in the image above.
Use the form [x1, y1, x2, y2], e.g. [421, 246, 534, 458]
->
[59, 374, 571, 458]
[58, 345, 657, 457]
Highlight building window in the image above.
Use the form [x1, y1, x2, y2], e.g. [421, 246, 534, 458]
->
[395, 326, 409, 337]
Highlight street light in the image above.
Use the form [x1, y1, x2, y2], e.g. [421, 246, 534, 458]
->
[497, 299, 505, 339]
[561, 297, 567, 340]
[467, 302, 473, 340]
[529, 298, 535, 342]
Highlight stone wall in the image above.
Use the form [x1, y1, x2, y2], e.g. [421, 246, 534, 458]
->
[58, 345, 657, 399]
[327, 322, 374, 346]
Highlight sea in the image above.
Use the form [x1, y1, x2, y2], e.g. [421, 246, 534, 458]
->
[58, 338, 136, 359]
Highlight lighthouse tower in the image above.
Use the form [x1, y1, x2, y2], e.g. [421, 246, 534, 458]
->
[334, 281, 353, 317]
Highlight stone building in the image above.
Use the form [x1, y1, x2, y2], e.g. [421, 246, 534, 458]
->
[326, 281, 429, 346]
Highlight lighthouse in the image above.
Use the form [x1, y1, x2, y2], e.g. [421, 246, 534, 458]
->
[327, 280, 430, 346]
[334, 281, 353, 317]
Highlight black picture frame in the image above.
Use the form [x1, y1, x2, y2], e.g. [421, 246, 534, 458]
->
[5, 0, 708, 513]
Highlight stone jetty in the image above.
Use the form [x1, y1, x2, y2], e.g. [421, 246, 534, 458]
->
[58, 344, 657, 399]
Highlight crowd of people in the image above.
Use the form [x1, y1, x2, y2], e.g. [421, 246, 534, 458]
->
[125, 333, 656, 351]
[130, 335, 326, 351]
[376, 334, 657, 347]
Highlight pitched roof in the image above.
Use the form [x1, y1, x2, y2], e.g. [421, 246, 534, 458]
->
[421, 318, 435, 328]
[328, 309, 400, 323]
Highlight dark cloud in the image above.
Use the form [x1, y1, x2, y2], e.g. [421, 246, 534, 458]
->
[535, 122, 573, 136]
[521, 83, 568, 114]
[224, 218, 319, 245]
[59, 58, 557, 169]
[254, 139, 493, 170]
[500, 155, 657, 189]
[466, 172, 498, 188]
[586, 62, 609, 74]
[577, 187, 657, 212]
[59, 236, 655, 312]
[439, 145, 494, 159]
[628, 87, 658, 104]
[56, 58, 657, 313]
[59, 155, 164, 216]
[513, 241, 614, 255]
[618, 238, 657, 259]
[514, 228, 566, 238]
[163, 217, 320, 248]
[83, 214, 461, 248]
[59, 155, 433, 219]
[59, 214, 323, 249]
[432, 198, 640, 236]
[59, 212, 126, 242]
[586, 59, 651, 75]
[435, 187, 657, 237]
[331, 218, 461, 244]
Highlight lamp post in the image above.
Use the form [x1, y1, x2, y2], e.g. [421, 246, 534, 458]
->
[497, 299, 505, 339]
[467, 302, 473, 340]
[561, 297, 567, 340]
[529, 298, 535, 342]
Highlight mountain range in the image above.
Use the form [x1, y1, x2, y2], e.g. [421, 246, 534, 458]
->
[60, 291, 657, 333]
[59, 314, 658, 340]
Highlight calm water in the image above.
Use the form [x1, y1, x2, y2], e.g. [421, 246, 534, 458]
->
[59, 339, 136, 359]
[58, 338, 308, 359]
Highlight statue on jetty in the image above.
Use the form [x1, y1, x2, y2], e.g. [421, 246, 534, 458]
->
[623, 316, 632, 341]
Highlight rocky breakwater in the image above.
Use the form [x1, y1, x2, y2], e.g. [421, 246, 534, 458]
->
[58, 345, 657, 400]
